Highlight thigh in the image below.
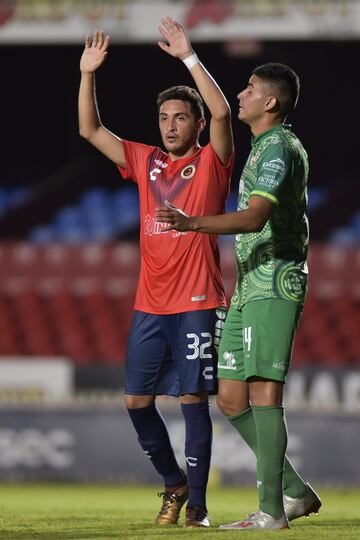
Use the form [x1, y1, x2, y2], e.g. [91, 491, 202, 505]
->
[218, 303, 246, 381]
[242, 299, 302, 383]
[125, 311, 178, 396]
[248, 378, 284, 407]
[169, 307, 226, 396]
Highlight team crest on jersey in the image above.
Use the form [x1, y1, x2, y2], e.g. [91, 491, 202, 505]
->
[180, 164, 196, 180]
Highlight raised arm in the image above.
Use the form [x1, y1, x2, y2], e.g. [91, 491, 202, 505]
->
[78, 30, 126, 166]
[158, 17, 233, 164]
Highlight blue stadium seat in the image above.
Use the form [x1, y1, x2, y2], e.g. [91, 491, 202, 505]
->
[308, 186, 327, 212]
[80, 188, 110, 210]
[28, 225, 56, 243]
[54, 206, 82, 229]
[9, 186, 31, 207]
[219, 191, 237, 244]
[111, 188, 139, 233]
[329, 227, 358, 246]
[55, 225, 89, 243]
[350, 211, 360, 238]
[0, 189, 10, 214]
[225, 191, 238, 212]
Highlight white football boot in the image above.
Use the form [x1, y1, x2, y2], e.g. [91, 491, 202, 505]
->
[219, 510, 289, 530]
[283, 483, 322, 521]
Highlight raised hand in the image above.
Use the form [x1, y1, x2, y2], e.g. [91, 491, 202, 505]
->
[80, 29, 110, 74]
[158, 16, 193, 60]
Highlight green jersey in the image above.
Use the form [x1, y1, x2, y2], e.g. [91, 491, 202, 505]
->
[232, 124, 309, 310]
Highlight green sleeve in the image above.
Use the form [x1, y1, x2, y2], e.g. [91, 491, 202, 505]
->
[251, 144, 292, 205]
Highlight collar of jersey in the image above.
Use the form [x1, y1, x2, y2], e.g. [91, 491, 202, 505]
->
[167, 145, 203, 164]
[251, 123, 291, 147]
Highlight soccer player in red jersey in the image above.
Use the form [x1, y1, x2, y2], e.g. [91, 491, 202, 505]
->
[79, 17, 234, 527]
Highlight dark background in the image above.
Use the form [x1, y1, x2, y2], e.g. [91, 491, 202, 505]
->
[2, 40, 358, 239]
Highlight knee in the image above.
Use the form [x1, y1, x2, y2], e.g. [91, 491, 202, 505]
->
[124, 394, 155, 409]
[216, 394, 237, 417]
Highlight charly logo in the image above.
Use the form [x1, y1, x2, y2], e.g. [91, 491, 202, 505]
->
[262, 157, 285, 173]
[149, 160, 168, 182]
[186, 456, 198, 467]
[180, 164, 196, 180]
[149, 168, 161, 181]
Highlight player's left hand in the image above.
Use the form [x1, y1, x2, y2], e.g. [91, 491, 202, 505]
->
[155, 201, 193, 231]
[157, 16, 193, 61]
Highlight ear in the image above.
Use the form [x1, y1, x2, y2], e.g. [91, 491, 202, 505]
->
[265, 96, 279, 113]
[198, 117, 206, 133]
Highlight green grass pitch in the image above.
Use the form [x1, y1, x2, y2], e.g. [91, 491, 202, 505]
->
[0, 484, 359, 539]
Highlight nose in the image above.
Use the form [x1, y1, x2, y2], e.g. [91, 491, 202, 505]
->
[167, 118, 177, 132]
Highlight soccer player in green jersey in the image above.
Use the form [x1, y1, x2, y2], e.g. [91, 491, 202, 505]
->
[156, 62, 322, 530]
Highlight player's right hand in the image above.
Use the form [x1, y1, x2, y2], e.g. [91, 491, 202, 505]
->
[80, 29, 110, 73]
[158, 16, 193, 61]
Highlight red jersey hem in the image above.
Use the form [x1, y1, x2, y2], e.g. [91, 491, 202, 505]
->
[134, 298, 227, 315]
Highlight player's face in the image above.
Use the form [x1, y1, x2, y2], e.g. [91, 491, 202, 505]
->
[237, 75, 269, 125]
[159, 100, 202, 157]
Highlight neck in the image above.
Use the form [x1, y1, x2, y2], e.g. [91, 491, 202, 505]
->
[250, 117, 284, 137]
[168, 142, 200, 161]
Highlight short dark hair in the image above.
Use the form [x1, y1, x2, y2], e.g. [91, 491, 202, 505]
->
[157, 85, 204, 120]
[253, 63, 300, 119]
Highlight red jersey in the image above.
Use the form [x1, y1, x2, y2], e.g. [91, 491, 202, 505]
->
[117, 140, 234, 314]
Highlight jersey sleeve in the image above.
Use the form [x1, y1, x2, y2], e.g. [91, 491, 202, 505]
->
[208, 142, 235, 173]
[252, 144, 292, 205]
[116, 140, 154, 184]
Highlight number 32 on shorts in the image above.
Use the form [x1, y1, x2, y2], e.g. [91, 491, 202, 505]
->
[186, 333, 213, 360]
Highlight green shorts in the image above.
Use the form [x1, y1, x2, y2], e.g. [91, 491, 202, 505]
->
[218, 299, 302, 383]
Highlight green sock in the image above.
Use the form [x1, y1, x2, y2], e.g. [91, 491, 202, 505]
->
[228, 407, 307, 498]
[252, 405, 287, 518]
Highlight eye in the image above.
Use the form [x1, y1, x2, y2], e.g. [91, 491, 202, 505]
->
[176, 115, 186, 122]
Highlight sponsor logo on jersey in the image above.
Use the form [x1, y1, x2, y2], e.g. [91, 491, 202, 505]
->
[262, 158, 285, 173]
[258, 173, 279, 188]
[180, 164, 196, 180]
[144, 214, 188, 238]
[144, 215, 169, 236]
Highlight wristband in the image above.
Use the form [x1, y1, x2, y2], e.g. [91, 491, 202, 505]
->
[182, 53, 199, 70]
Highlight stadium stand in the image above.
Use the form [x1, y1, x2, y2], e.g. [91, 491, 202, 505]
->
[0, 243, 358, 366]
[5, 184, 357, 245]
[0, 180, 359, 370]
